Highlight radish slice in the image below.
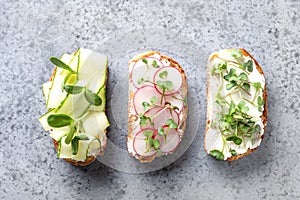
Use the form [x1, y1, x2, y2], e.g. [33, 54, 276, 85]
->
[142, 106, 163, 129]
[133, 129, 157, 157]
[131, 57, 163, 88]
[144, 107, 179, 130]
[165, 92, 185, 113]
[157, 128, 180, 153]
[133, 86, 164, 115]
[154, 66, 183, 96]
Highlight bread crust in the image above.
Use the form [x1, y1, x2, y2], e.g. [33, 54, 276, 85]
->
[127, 51, 188, 162]
[205, 48, 267, 161]
[48, 67, 108, 166]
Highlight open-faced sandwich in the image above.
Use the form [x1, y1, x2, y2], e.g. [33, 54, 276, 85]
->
[205, 48, 267, 161]
[39, 48, 110, 166]
[127, 51, 188, 163]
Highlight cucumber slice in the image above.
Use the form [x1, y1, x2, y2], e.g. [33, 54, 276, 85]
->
[81, 111, 110, 137]
[58, 136, 73, 159]
[49, 126, 70, 141]
[77, 49, 107, 93]
[87, 139, 101, 156]
[42, 81, 52, 103]
[58, 135, 100, 161]
[46, 50, 79, 109]
[53, 49, 108, 119]
[38, 108, 55, 131]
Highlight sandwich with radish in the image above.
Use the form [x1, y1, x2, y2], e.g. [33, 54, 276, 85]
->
[127, 51, 188, 163]
[205, 48, 267, 161]
[39, 48, 110, 166]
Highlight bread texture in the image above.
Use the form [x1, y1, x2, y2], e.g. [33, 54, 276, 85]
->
[205, 48, 267, 161]
[127, 51, 188, 162]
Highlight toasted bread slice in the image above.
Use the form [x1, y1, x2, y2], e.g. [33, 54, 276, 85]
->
[127, 51, 188, 163]
[48, 69, 108, 166]
[41, 49, 109, 166]
[205, 48, 267, 161]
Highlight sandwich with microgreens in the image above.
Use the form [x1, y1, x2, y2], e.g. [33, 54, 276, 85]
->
[127, 51, 188, 163]
[205, 48, 267, 161]
[39, 48, 110, 166]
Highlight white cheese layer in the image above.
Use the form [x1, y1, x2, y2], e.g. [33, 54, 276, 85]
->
[206, 49, 265, 160]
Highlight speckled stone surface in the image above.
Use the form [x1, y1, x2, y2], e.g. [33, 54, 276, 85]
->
[1, 0, 300, 199]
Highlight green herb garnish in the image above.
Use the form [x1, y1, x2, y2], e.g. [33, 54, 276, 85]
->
[142, 101, 150, 111]
[152, 60, 159, 68]
[63, 85, 84, 94]
[84, 89, 102, 106]
[143, 130, 154, 138]
[166, 119, 178, 129]
[159, 71, 168, 79]
[50, 57, 76, 73]
[47, 114, 74, 128]
[142, 58, 149, 70]
[243, 60, 253, 72]
[158, 127, 164, 136]
[210, 150, 224, 160]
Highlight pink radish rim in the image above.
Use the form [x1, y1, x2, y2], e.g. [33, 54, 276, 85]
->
[133, 85, 163, 115]
[158, 129, 181, 153]
[164, 92, 185, 114]
[153, 66, 183, 96]
[133, 128, 157, 157]
[130, 57, 164, 89]
[142, 106, 180, 130]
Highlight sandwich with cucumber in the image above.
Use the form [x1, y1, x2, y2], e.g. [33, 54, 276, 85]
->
[39, 48, 110, 166]
[127, 51, 188, 163]
[205, 48, 267, 161]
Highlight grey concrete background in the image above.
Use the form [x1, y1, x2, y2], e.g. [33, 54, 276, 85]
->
[1, 0, 299, 199]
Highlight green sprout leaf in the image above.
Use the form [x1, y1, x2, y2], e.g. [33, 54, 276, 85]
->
[74, 134, 89, 140]
[252, 124, 261, 135]
[142, 58, 150, 69]
[226, 136, 243, 145]
[157, 80, 173, 91]
[224, 68, 237, 81]
[142, 101, 150, 111]
[158, 127, 164, 136]
[50, 57, 76, 73]
[239, 72, 248, 81]
[137, 77, 144, 85]
[152, 60, 159, 68]
[238, 101, 249, 113]
[166, 119, 178, 128]
[243, 60, 253, 72]
[210, 150, 224, 160]
[257, 96, 264, 106]
[253, 82, 262, 90]
[142, 58, 148, 64]
[229, 149, 237, 156]
[47, 114, 74, 128]
[150, 96, 158, 104]
[143, 130, 154, 138]
[65, 126, 76, 144]
[242, 82, 251, 91]
[71, 137, 79, 155]
[140, 119, 147, 126]
[153, 139, 160, 149]
[212, 60, 227, 75]
[226, 81, 237, 90]
[63, 85, 84, 94]
[229, 101, 236, 115]
[140, 115, 151, 127]
[84, 89, 102, 106]
[231, 49, 243, 59]
[159, 71, 168, 79]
